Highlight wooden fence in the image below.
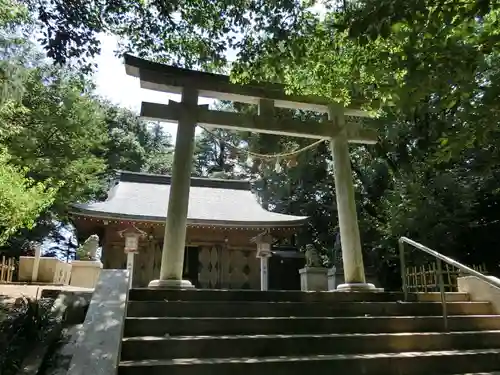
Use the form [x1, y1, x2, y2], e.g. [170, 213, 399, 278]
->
[0, 256, 16, 283]
[405, 262, 487, 292]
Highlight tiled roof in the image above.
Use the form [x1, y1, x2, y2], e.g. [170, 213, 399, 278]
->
[70, 171, 308, 227]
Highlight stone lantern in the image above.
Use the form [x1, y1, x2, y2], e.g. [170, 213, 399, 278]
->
[251, 231, 274, 291]
[119, 225, 146, 287]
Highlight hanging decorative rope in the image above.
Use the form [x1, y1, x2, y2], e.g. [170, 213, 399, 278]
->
[199, 126, 326, 170]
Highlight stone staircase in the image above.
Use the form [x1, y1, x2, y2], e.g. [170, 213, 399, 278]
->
[118, 289, 500, 375]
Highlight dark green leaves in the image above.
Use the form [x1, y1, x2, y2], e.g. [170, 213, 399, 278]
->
[23, 0, 305, 72]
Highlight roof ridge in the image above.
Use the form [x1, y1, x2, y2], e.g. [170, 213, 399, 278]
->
[116, 170, 251, 191]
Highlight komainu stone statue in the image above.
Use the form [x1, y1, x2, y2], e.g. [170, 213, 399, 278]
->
[304, 244, 322, 267]
[77, 234, 100, 260]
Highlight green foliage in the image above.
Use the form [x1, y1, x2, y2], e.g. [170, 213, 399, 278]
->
[142, 123, 174, 175]
[0, 15, 174, 249]
[194, 128, 248, 178]
[22, 0, 305, 72]
[0, 149, 57, 245]
[0, 0, 32, 107]
[100, 104, 174, 175]
[2, 66, 109, 214]
[0, 0, 28, 27]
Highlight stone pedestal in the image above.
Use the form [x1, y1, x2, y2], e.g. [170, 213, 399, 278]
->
[19, 256, 63, 283]
[328, 267, 337, 291]
[126, 252, 136, 288]
[53, 261, 72, 284]
[299, 267, 328, 291]
[70, 260, 102, 289]
[259, 256, 270, 291]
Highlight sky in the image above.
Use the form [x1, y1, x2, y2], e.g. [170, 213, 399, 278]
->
[92, 34, 214, 139]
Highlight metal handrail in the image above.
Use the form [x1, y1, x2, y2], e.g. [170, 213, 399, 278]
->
[399, 236, 500, 331]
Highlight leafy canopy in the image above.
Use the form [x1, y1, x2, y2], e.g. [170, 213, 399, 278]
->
[0, 150, 58, 245]
[24, 0, 304, 72]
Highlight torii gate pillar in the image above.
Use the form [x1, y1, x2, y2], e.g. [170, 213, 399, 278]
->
[328, 105, 375, 291]
[148, 87, 198, 289]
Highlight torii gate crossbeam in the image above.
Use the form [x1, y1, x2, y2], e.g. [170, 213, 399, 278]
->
[124, 54, 378, 292]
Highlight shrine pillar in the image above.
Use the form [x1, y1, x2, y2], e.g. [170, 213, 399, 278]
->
[148, 87, 198, 289]
[328, 105, 375, 291]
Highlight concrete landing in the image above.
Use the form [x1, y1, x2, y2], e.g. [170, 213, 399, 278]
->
[0, 284, 93, 304]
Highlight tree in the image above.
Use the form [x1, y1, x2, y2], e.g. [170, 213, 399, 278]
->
[3, 66, 109, 214]
[0, 63, 109, 252]
[0, 2, 59, 247]
[100, 102, 152, 173]
[0, 149, 57, 246]
[99, 103, 174, 176]
[0, 1, 178, 250]
[193, 128, 248, 178]
[23, 0, 306, 72]
[141, 123, 174, 175]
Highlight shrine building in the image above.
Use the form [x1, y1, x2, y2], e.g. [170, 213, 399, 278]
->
[70, 171, 308, 289]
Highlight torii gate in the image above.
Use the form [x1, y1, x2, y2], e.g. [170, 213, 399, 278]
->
[124, 54, 378, 291]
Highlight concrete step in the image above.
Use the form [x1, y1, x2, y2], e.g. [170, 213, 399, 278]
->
[128, 289, 470, 303]
[123, 315, 500, 337]
[118, 348, 500, 375]
[126, 301, 493, 318]
[120, 330, 500, 360]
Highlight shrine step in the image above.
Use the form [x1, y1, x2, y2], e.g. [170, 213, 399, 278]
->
[128, 289, 470, 303]
[126, 300, 492, 318]
[121, 290, 500, 374]
[118, 349, 500, 375]
[123, 315, 500, 337]
[120, 331, 500, 360]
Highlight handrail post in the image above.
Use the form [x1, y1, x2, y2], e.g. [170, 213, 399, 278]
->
[398, 240, 408, 302]
[436, 259, 448, 331]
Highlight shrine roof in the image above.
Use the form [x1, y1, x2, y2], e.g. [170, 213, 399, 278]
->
[70, 171, 308, 228]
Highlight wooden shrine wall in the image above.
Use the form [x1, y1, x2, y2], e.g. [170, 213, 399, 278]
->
[101, 223, 264, 288]
[198, 245, 260, 289]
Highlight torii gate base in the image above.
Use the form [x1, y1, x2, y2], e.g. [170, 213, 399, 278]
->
[125, 54, 379, 292]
